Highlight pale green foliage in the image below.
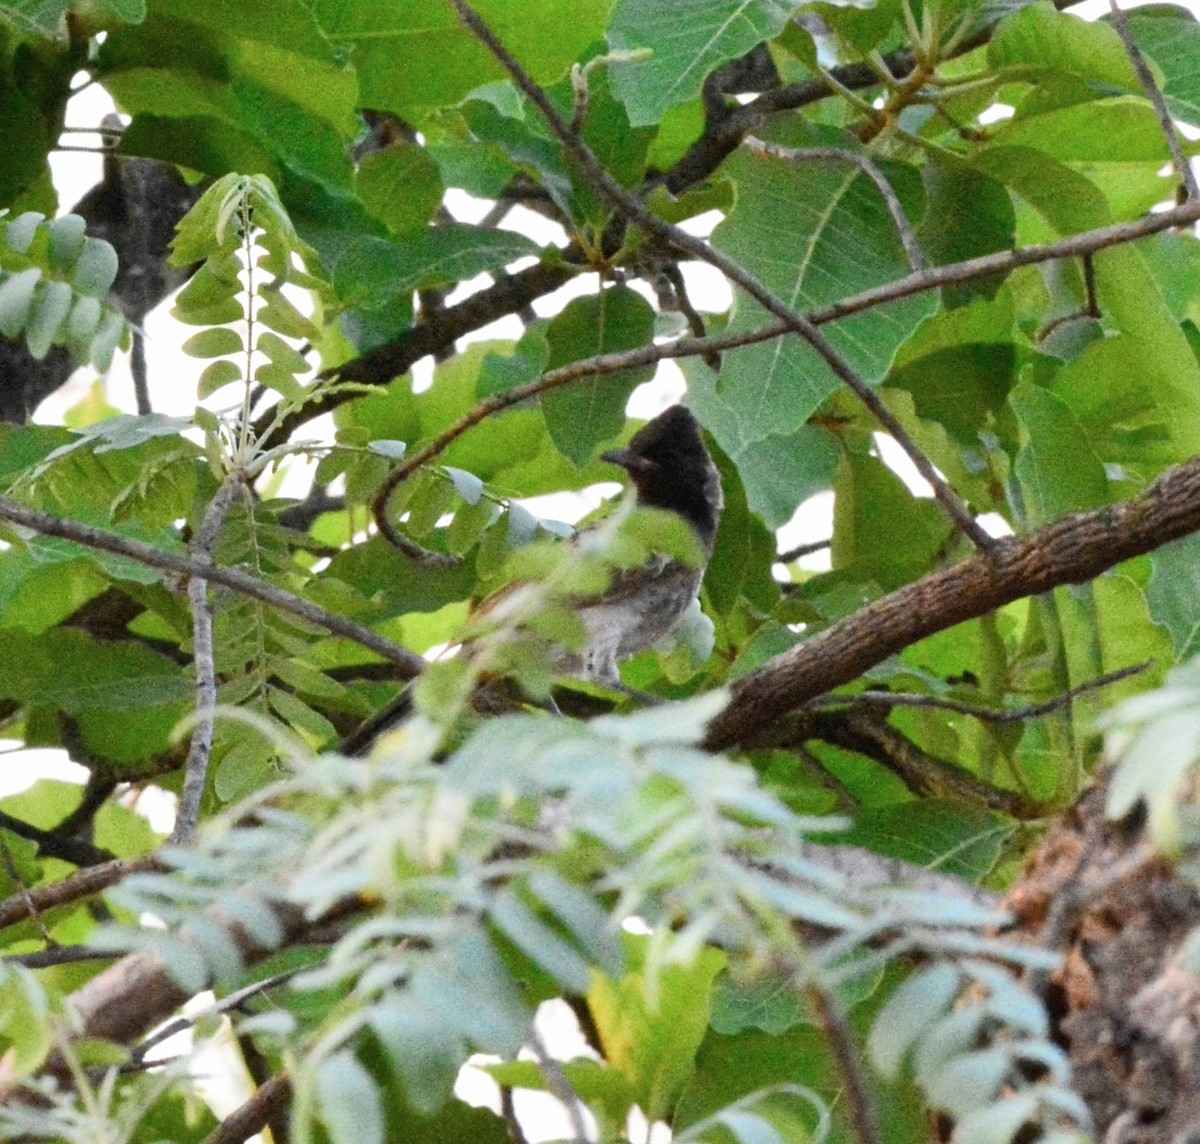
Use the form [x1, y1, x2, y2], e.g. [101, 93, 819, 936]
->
[49, 693, 1072, 1144]
[4, 0, 1200, 1138]
[0, 211, 128, 369]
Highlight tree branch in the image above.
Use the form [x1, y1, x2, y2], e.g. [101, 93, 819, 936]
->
[794, 711, 1037, 818]
[259, 257, 576, 441]
[0, 809, 115, 868]
[705, 454, 1200, 751]
[173, 474, 244, 846]
[805, 986, 882, 1144]
[0, 856, 159, 932]
[370, 321, 785, 520]
[815, 663, 1149, 725]
[448, 0, 995, 553]
[0, 498, 426, 679]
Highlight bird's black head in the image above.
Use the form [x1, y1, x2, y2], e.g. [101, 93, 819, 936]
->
[602, 405, 723, 549]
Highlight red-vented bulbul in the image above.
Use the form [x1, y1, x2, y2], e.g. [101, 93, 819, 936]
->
[340, 404, 722, 751]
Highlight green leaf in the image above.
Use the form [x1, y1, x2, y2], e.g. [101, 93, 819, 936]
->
[0, 269, 41, 339]
[1130, 7, 1200, 128]
[923, 1048, 1009, 1119]
[489, 888, 594, 992]
[71, 237, 120, 297]
[371, 999, 465, 1115]
[542, 286, 657, 465]
[1010, 381, 1108, 525]
[316, 1051, 385, 1144]
[0, 0, 69, 37]
[988, 2, 1141, 92]
[609, 0, 802, 126]
[182, 327, 243, 359]
[831, 450, 952, 591]
[588, 934, 726, 1121]
[333, 227, 540, 309]
[197, 359, 244, 397]
[837, 802, 1013, 882]
[356, 145, 446, 236]
[1149, 533, 1200, 661]
[868, 964, 962, 1079]
[311, 0, 611, 116]
[25, 280, 73, 360]
[711, 143, 936, 445]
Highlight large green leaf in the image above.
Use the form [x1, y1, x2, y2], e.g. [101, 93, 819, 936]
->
[831, 450, 953, 591]
[608, 0, 801, 126]
[331, 227, 540, 310]
[1130, 5, 1200, 128]
[1148, 533, 1200, 662]
[309, 0, 611, 116]
[988, 2, 1141, 93]
[686, 357, 840, 529]
[588, 935, 726, 1122]
[542, 285, 657, 465]
[837, 801, 1014, 882]
[978, 146, 1200, 459]
[711, 145, 937, 445]
[1010, 380, 1108, 525]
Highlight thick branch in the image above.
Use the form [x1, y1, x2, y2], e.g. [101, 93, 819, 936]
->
[705, 454, 1200, 750]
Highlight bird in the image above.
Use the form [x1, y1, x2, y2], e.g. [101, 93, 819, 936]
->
[546, 403, 723, 686]
[339, 404, 722, 751]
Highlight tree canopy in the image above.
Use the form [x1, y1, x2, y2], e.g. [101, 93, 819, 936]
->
[1, 0, 1200, 1140]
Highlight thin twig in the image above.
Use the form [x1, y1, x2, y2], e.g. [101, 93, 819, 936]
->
[1107, 0, 1200, 202]
[173, 474, 244, 846]
[0, 856, 160, 932]
[130, 970, 298, 1068]
[805, 199, 1200, 325]
[6, 946, 119, 969]
[814, 662, 1150, 724]
[528, 1026, 590, 1144]
[778, 539, 831, 563]
[447, 0, 993, 553]
[0, 836, 53, 946]
[500, 1085, 531, 1144]
[805, 985, 883, 1144]
[0, 497, 426, 678]
[130, 330, 151, 416]
[745, 138, 926, 272]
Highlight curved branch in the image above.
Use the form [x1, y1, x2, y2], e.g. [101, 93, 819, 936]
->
[371, 321, 785, 518]
[705, 453, 1200, 751]
[260, 257, 576, 441]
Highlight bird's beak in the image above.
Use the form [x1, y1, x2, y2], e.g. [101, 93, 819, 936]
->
[601, 447, 654, 473]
